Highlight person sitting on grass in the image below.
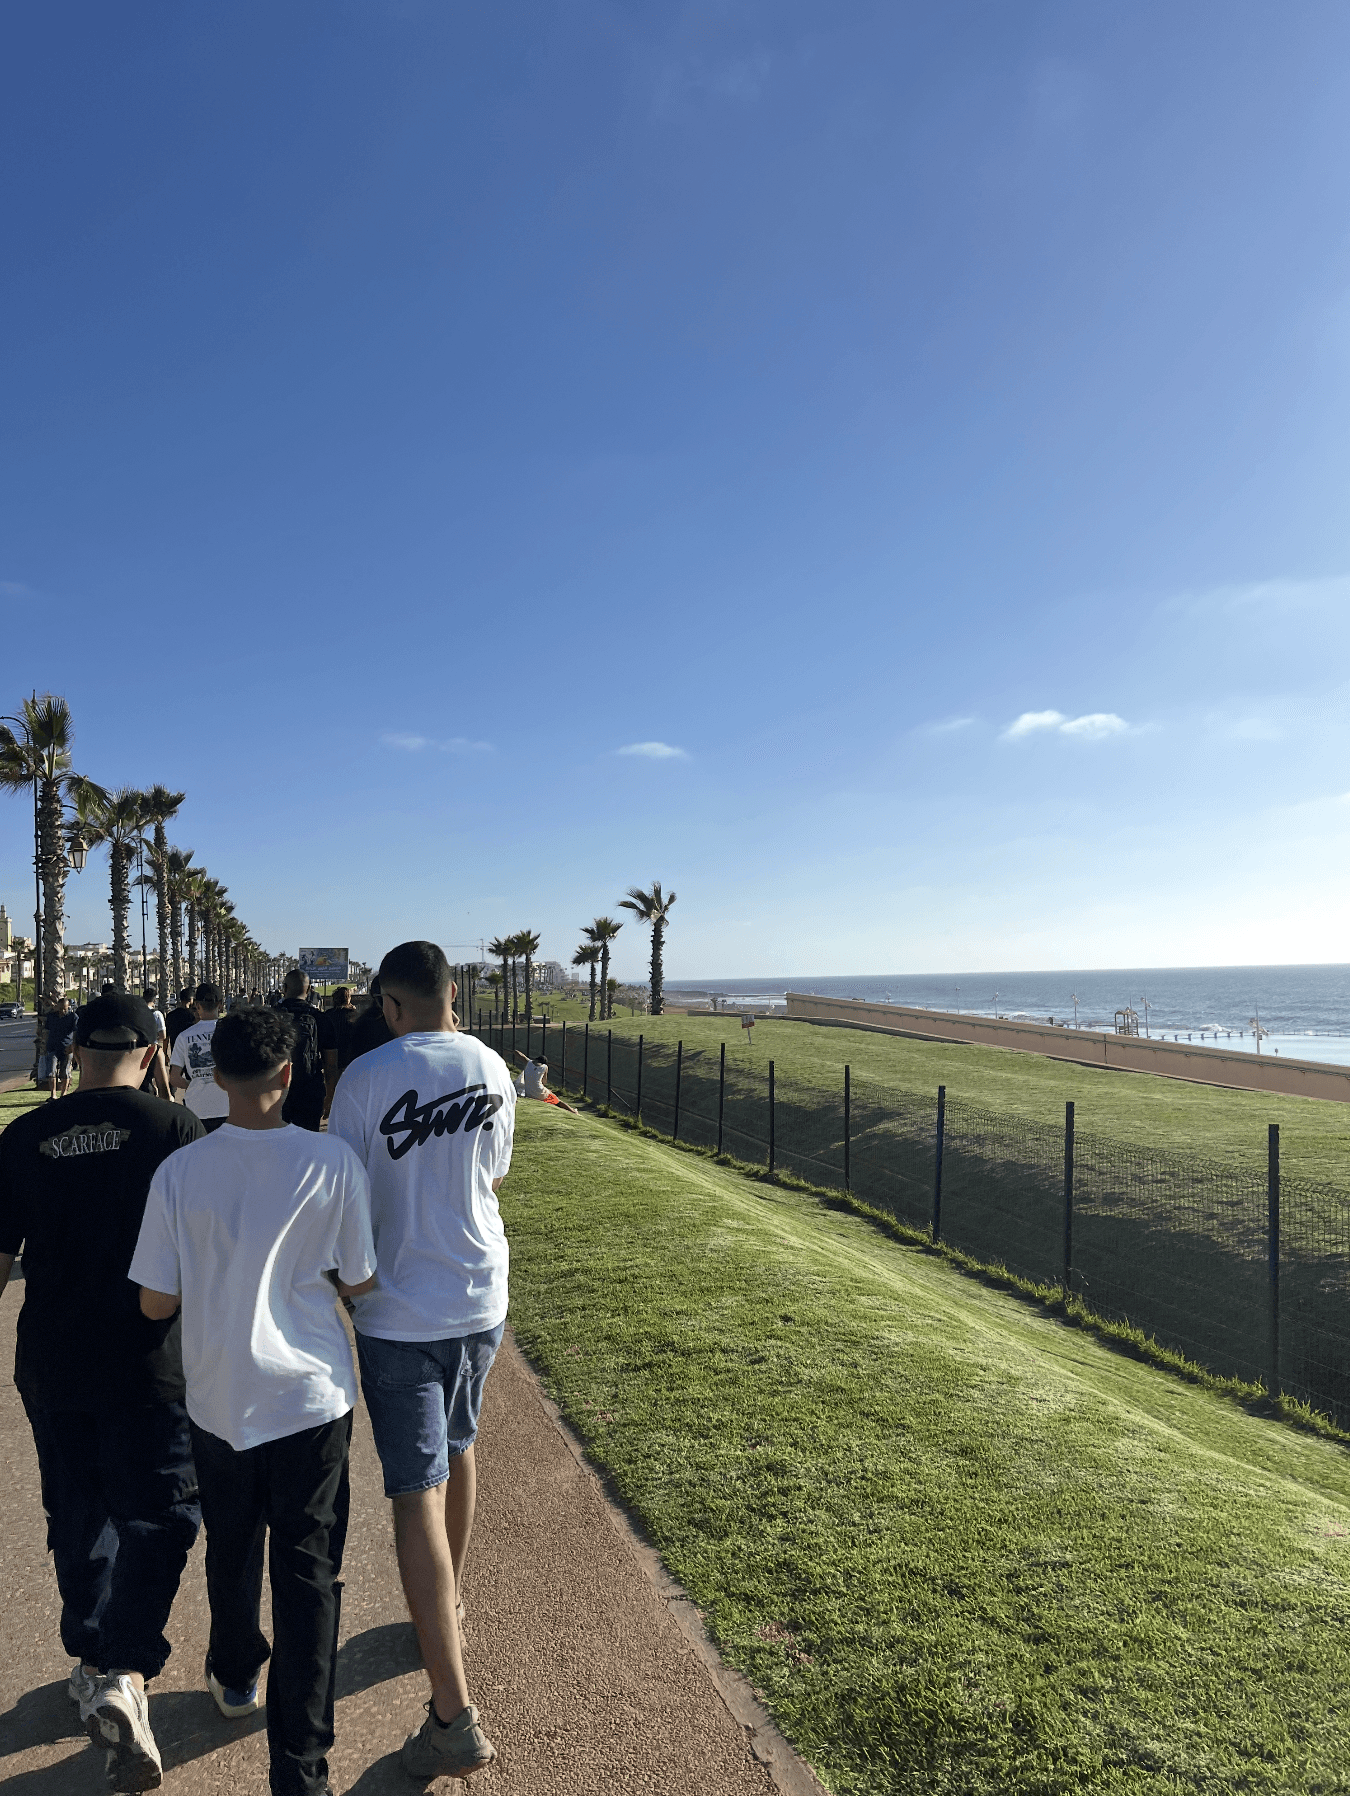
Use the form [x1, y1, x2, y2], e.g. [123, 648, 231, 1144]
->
[511, 1051, 578, 1113]
[131, 1006, 376, 1796]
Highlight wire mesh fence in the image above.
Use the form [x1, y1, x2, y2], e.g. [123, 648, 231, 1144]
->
[468, 1016, 1350, 1430]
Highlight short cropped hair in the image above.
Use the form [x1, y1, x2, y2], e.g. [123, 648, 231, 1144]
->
[283, 968, 308, 998]
[332, 986, 351, 1007]
[178, 988, 192, 1005]
[211, 1007, 297, 1082]
[194, 982, 223, 1010]
[379, 940, 450, 998]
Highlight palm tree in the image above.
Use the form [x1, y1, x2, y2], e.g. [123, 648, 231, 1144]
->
[487, 937, 511, 1023]
[515, 930, 541, 1023]
[77, 787, 149, 992]
[619, 882, 677, 1017]
[165, 846, 194, 997]
[0, 695, 104, 1006]
[583, 917, 622, 1020]
[572, 943, 602, 1021]
[181, 867, 207, 986]
[142, 785, 185, 1002]
[485, 969, 504, 1017]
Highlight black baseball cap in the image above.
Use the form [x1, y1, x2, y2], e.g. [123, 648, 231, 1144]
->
[75, 993, 159, 1050]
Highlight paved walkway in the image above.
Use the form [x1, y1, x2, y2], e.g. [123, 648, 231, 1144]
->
[0, 1301, 795, 1795]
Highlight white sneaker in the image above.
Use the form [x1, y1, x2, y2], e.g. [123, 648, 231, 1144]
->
[68, 1660, 100, 1712]
[83, 1672, 162, 1792]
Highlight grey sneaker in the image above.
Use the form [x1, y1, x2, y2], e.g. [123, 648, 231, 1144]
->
[84, 1672, 162, 1791]
[68, 1660, 100, 1711]
[401, 1700, 495, 1780]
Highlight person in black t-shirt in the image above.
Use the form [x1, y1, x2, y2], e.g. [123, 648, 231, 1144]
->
[0, 992, 205, 1793]
[165, 988, 194, 1050]
[348, 976, 396, 1065]
[318, 985, 360, 1121]
[276, 968, 325, 1131]
[44, 995, 79, 1099]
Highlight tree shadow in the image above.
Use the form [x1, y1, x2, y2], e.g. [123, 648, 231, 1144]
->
[0, 1623, 425, 1793]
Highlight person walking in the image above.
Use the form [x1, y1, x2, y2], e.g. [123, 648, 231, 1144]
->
[165, 988, 194, 1050]
[131, 1007, 376, 1796]
[0, 993, 205, 1793]
[277, 970, 325, 1132]
[169, 983, 230, 1133]
[318, 986, 360, 1122]
[44, 993, 78, 1099]
[327, 941, 512, 1781]
[347, 976, 394, 1063]
[139, 989, 172, 1101]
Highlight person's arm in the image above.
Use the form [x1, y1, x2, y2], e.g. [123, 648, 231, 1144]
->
[338, 1271, 377, 1298]
[139, 1287, 180, 1320]
[170, 1065, 189, 1092]
[0, 1250, 14, 1295]
[148, 1046, 171, 1100]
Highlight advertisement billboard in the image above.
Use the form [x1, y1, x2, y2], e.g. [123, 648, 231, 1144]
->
[299, 948, 350, 984]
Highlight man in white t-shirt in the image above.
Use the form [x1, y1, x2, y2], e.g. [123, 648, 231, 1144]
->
[132, 1005, 376, 1796]
[328, 940, 513, 1783]
[169, 983, 230, 1131]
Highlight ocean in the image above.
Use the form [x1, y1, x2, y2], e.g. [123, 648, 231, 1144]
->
[664, 965, 1350, 1068]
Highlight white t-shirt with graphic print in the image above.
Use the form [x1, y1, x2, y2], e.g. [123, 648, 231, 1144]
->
[169, 1018, 229, 1119]
[327, 1030, 515, 1342]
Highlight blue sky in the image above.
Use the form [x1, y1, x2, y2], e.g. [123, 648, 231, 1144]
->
[4, 2, 1350, 980]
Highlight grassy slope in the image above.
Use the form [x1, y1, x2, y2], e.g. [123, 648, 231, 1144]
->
[505, 1101, 1350, 1795]
[511, 1011, 1350, 1182]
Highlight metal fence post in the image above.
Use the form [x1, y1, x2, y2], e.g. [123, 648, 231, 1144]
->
[717, 1040, 725, 1156]
[525, 1017, 531, 1058]
[1269, 1122, 1281, 1397]
[768, 1060, 775, 1174]
[844, 1064, 851, 1191]
[636, 1034, 644, 1119]
[1063, 1100, 1075, 1295]
[673, 1041, 682, 1141]
[607, 1031, 613, 1110]
[540, 1020, 547, 1074]
[560, 1020, 567, 1091]
[583, 1023, 589, 1101]
[933, 1086, 945, 1242]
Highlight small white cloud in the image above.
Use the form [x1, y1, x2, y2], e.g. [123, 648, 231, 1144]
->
[1005, 710, 1067, 739]
[920, 716, 977, 736]
[381, 733, 495, 755]
[1059, 712, 1128, 739]
[618, 741, 688, 760]
[1004, 710, 1129, 741]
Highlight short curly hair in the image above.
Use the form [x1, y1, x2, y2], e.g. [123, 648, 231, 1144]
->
[211, 1007, 298, 1082]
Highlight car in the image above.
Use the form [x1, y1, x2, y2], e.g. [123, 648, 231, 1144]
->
[0, 1001, 26, 1019]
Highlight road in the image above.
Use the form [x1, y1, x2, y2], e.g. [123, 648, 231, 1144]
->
[0, 1016, 40, 1085]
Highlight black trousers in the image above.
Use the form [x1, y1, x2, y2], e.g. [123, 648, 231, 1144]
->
[190, 1413, 352, 1796]
[22, 1397, 200, 1678]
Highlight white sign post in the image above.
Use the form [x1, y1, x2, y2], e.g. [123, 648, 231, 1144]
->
[742, 1013, 755, 1037]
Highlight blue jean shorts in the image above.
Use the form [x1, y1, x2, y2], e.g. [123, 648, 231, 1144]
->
[355, 1324, 505, 1499]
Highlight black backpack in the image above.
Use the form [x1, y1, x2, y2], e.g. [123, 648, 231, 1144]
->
[284, 1002, 323, 1091]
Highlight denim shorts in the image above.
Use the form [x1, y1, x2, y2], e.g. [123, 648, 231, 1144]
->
[355, 1324, 505, 1499]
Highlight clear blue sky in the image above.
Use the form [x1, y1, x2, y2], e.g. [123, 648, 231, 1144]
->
[4, 2, 1349, 980]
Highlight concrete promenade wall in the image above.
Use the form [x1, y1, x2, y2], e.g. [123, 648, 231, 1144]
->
[784, 991, 1350, 1105]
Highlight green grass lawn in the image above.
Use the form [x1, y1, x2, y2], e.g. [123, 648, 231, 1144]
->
[504, 1100, 1350, 1795]
[502, 1011, 1350, 1183]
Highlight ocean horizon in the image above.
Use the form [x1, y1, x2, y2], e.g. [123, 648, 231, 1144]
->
[663, 964, 1350, 1068]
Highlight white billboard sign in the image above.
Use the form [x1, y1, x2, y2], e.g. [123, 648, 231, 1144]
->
[299, 948, 350, 983]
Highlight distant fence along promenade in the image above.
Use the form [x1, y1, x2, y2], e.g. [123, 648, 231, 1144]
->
[470, 1011, 1350, 1433]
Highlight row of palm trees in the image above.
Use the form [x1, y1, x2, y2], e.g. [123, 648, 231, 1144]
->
[478, 885, 677, 1028]
[570, 883, 677, 1020]
[0, 692, 273, 1007]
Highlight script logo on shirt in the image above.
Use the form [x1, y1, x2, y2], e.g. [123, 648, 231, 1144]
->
[39, 1122, 133, 1159]
[379, 1084, 503, 1160]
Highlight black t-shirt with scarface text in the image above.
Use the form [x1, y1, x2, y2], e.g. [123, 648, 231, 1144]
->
[0, 1087, 205, 1408]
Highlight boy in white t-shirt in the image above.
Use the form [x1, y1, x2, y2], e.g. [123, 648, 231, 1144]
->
[132, 1006, 376, 1796]
[328, 940, 512, 1782]
[168, 982, 231, 1130]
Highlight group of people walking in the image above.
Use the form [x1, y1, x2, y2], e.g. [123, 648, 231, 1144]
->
[0, 941, 516, 1794]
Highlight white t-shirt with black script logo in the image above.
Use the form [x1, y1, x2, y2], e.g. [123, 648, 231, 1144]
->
[328, 1030, 515, 1342]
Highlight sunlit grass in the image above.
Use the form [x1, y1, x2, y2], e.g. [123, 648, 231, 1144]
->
[505, 1102, 1350, 1795]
